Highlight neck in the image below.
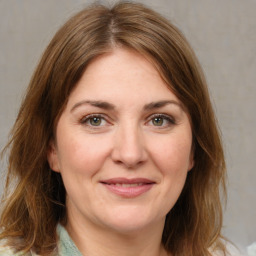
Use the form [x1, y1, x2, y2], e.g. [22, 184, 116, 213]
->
[65, 216, 170, 256]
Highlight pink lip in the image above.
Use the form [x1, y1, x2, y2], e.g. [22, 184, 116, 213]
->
[100, 178, 155, 198]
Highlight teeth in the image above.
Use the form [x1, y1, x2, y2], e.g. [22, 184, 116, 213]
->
[114, 183, 143, 187]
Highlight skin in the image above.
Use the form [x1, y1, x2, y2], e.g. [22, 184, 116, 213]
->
[48, 48, 194, 256]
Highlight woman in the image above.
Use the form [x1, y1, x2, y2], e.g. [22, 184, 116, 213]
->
[0, 2, 234, 255]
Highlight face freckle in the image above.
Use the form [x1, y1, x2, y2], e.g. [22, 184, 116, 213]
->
[47, 47, 194, 235]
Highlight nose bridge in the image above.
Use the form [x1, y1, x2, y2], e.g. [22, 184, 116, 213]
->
[112, 120, 146, 168]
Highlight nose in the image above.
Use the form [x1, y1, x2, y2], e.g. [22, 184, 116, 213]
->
[111, 124, 147, 169]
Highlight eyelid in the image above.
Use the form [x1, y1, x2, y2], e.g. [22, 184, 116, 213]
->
[80, 113, 112, 127]
[79, 113, 176, 129]
[146, 113, 176, 126]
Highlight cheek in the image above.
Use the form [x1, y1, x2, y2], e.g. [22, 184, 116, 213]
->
[146, 137, 191, 216]
[56, 132, 112, 176]
[149, 135, 193, 175]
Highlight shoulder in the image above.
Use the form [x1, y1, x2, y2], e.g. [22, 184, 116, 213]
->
[225, 243, 248, 256]
[0, 239, 16, 255]
[210, 242, 248, 256]
[0, 239, 33, 256]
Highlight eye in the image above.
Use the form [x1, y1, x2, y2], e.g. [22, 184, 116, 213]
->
[152, 116, 164, 126]
[80, 114, 108, 127]
[89, 116, 103, 126]
[147, 114, 175, 128]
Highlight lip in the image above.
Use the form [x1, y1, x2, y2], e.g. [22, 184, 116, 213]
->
[100, 177, 155, 198]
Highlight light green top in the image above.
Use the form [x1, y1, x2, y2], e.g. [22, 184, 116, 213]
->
[56, 224, 82, 256]
[0, 225, 251, 255]
[0, 224, 82, 256]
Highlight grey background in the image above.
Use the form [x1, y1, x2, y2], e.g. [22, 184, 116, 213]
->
[0, 0, 255, 253]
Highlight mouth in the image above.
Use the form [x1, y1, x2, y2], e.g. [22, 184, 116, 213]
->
[100, 178, 155, 198]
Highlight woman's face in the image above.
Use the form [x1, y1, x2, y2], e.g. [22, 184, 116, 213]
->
[48, 48, 194, 234]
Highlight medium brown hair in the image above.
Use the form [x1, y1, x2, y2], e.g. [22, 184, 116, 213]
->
[0, 2, 226, 255]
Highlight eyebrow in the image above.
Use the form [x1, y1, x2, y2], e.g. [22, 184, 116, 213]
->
[70, 99, 183, 113]
[70, 100, 116, 112]
[143, 100, 183, 111]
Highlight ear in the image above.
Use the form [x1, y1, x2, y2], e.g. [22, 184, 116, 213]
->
[188, 154, 194, 171]
[47, 140, 60, 173]
[188, 144, 195, 171]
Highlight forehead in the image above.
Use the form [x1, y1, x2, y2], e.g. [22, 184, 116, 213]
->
[66, 48, 181, 109]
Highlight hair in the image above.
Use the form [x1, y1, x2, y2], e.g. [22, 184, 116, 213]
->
[0, 2, 227, 255]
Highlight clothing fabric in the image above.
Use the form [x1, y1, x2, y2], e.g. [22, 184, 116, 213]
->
[0, 224, 81, 256]
[56, 224, 82, 256]
[0, 224, 252, 255]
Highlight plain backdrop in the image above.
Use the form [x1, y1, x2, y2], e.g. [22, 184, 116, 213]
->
[0, 0, 255, 253]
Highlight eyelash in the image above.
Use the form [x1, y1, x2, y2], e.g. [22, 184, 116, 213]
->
[79, 113, 176, 128]
[80, 114, 109, 127]
[146, 114, 176, 127]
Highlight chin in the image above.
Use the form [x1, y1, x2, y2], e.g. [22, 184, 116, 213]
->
[96, 209, 164, 235]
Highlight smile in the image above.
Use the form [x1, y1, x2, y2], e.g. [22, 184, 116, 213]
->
[112, 183, 144, 187]
[100, 178, 155, 198]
